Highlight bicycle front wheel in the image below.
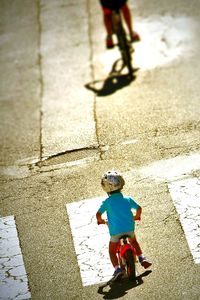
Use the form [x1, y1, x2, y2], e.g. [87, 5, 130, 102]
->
[126, 249, 136, 281]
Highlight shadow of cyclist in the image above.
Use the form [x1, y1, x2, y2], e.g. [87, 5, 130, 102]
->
[85, 59, 138, 97]
[97, 270, 152, 299]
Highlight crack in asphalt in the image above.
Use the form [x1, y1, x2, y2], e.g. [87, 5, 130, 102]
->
[35, 145, 100, 166]
[36, 0, 44, 161]
[86, 0, 103, 160]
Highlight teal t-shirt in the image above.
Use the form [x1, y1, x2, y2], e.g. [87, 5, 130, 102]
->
[98, 192, 140, 236]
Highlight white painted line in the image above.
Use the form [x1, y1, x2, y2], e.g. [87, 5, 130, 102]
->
[121, 139, 138, 145]
[139, 152, 200, 182]
[0, 216, 31, 300]
[66, 197, 112, 286]
[138, 152, 200, 264]
[168, 178, 200, 264]
[0, 166, 30, 179]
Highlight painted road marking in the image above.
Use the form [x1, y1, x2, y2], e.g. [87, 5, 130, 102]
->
[168, 178, 200, 264]
[139, 152, 200, 182]
[139, 152, 200, 264]
[67, 153, 200, 286]
[66, 197, 112, 286]
[0, 216, 31, 300]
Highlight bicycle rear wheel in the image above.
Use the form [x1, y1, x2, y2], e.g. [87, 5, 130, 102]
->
[126, 249, 136, 281]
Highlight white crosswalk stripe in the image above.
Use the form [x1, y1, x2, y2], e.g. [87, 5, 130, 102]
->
[67, 152, 200, 286]
[169, 178, 200, 264]
[66, 197, 111, 286]
[0, 216, 31, 300]
[139, 152, 200, 264]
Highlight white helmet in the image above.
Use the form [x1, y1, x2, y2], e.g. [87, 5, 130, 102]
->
[101, 170, 125, 193]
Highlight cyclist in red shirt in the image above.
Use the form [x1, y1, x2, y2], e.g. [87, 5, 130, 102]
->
[99, 0, 140, 48]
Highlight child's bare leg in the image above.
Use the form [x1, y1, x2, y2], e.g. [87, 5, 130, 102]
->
[121, 4, 133, 35]
[129, 235, 142, 256]
[102, 10, 114, 49]
[129, 235, 152, 269]
[103, 12, 113, 36]
[109, 241, 119, 267]
[121, 4, 140, 42]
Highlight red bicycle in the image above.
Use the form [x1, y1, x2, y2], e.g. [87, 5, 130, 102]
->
[98, 222, 137, 282]
[116, 234, 136, 281]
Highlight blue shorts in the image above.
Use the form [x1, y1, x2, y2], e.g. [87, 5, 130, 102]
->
[110, 231, 135, 243]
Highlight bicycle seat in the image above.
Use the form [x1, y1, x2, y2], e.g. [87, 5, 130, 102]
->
[119, 235, 130, 239]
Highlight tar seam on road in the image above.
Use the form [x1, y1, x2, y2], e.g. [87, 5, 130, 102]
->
[86, 0, 103, 160]
[36, 0, 44, 162]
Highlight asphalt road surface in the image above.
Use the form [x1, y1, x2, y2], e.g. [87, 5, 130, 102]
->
[0, 0, 200, 299]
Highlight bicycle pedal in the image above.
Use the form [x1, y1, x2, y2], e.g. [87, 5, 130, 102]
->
[112, 272, 123, 282]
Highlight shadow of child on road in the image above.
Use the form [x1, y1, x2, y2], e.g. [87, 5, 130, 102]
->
[97, 270, 152, 299]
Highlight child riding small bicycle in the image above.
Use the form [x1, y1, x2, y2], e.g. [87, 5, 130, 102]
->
[96, 170, 152, 279]
[99, 0, 140, 48]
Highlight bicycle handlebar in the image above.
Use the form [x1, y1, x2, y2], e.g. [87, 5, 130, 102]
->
[97, 220, 108, 225]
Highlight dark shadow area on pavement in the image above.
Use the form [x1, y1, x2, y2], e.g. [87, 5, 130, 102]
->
[97, 270, 152, 299]
[85, 59, 138, 96]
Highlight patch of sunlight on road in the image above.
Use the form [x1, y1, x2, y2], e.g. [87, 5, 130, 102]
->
[101, 15, 198, 73]
[134, 15, 198, 70]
